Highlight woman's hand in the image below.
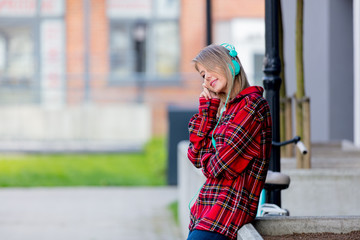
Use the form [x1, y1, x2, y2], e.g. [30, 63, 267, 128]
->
[200, 83, 219, 100]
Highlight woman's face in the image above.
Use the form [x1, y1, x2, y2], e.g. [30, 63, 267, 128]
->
[197, 63, 228, 94]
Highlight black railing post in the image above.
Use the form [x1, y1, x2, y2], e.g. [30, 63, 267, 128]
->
[263, 0, 282, 207]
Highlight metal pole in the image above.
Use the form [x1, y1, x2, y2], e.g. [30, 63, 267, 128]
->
[206, 0, 212, 45]
[263, 0, 282, 206]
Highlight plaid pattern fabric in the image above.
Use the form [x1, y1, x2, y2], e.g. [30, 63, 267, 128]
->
[187, 86, 272, 240]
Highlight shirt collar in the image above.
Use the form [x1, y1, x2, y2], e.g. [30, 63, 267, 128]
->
[230, 86, 264, 103]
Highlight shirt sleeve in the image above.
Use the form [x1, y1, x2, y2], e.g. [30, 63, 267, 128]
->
[187, 97, 220, 168]
[199, 100, 263, 180]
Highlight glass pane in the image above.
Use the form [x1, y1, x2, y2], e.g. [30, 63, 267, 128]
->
[41, 0, 65, 17]
[107, 0, 152, 19]
[110, 23, 131, 78]
[154, 21, 179, 77]
[254, 53, 264, 87]
[155, 0, 179, 19]
[0, 24, 35, 86]
[0, 37, 6, 73]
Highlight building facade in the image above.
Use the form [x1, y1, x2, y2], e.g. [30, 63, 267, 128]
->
[281, 0, 360, 147]
[0, 0, 265, 144]
[0, 0, 358, 148]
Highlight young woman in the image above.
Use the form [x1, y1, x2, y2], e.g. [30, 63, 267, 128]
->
[187, 44, 272, 240]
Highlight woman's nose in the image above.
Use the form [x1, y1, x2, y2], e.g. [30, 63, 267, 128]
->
[204, 73, 211, 81]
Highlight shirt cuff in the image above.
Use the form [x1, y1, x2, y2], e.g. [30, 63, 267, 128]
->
[199, 97, 220, 118]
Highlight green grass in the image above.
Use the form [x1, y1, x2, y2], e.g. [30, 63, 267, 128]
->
[0, 138, 167, 187]
[168, 201, 179, 225]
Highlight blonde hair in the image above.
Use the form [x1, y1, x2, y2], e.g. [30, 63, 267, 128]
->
[192, 44, 250, 103]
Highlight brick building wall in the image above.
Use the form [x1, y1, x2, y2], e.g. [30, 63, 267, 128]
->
[64, 0, 264, 137]
[66, 0, 86, 103]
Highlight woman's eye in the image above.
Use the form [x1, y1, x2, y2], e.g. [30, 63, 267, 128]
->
[201, 75, 205, 79]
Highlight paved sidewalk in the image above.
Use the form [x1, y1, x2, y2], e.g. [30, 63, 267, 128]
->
[0, 187, 183, 240]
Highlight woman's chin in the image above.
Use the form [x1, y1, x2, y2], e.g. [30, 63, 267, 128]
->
[213, 89, 225, 94]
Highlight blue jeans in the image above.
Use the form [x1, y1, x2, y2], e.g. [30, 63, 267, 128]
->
[187, 230, 229, 240]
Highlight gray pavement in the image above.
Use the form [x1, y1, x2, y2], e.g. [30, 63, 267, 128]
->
[0, 187, 183, 240]
[0, 143, 358, 240]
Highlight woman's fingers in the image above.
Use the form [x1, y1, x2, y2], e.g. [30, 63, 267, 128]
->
[209, 90, 218, 99]
[199, 91, 207, 99]
[201, 84, 211, 99]
[200, 84, 220, 100]
[200, 83, 220, 100]
[203, 88, 212, 99]
[200, 90, 210, 100]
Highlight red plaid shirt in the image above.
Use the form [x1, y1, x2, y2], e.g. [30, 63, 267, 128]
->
[187, 86, 272, 240]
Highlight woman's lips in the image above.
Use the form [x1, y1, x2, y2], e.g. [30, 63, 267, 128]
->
[210, 79, 218, 88]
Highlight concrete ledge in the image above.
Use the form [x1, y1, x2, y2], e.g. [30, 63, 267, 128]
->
[253, 216, 360, 236]
[238, 223, 264, 240]
[0, 140, 143, 153]
[0, 105, 151, 143]
[342, 139, 360, 151]
[281, 169, 360, 216]
[177, 141, 206, 237]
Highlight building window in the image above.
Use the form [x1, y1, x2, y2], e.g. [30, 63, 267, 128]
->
[107, 0, 180, 84]
[0, 0, 65, 105]
[0, 23, 35, 88]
